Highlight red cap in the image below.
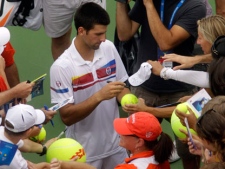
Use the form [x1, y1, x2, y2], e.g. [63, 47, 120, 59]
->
[114, 112, 162, 141]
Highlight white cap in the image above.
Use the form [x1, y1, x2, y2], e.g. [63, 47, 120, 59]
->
[128, 62, 152, 86]
[0, 27, 10, 55]
[5, 104, 45, 133]
[0, 27, 10, 46]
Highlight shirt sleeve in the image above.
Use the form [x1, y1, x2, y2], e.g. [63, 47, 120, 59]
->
[163, 69, 210, 88]
[50, 63, 74, 104]
[1, 42, 15, 67]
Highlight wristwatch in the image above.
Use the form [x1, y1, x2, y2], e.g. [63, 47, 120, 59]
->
[38, 145, 47, 156]
[160, 68, 169, 80]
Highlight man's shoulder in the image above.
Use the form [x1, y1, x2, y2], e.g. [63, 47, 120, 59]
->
[101, 39, 115, 48]
[51, 52, 72, 69]
[183, 0, 205, 8]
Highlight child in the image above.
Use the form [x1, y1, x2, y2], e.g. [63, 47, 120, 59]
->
[0, 104, 53, 169]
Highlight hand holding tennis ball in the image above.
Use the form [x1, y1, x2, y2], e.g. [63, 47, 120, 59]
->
[121, 94, 138, 107]
[30, 127, 46, 143]
[171, 103, 197, 139]
[176, 103, 188, 113]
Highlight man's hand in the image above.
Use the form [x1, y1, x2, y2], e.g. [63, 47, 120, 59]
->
[12, 81, 34, 98]
[122, 98, 147, 114]
[42, 108, 57, 124]
[96, 81, 126, 101]
[147, 60, 163, 76]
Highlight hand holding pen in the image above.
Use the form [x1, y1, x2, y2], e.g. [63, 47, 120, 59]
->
[43, 105, 57, 126]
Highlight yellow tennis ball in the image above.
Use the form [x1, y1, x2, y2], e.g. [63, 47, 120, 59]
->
[30, 127, 46, 143]
[176, 103, 188, 113]
[46, 138, 86, 163]
[121, 94, 138, 107]
[171, 103, 198, 139]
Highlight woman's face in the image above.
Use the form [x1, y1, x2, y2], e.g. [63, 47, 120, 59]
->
[196, 31, 212, 54]
[119, 135, 139, 152]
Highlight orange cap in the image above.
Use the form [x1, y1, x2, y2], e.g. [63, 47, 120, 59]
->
[114, 112, 162, 141]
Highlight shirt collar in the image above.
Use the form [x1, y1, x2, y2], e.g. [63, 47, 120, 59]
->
[69, 37, 103, 66]
[124, 151, 154, 163]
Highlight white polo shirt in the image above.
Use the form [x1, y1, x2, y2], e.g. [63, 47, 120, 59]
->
[50, 38, 128, 162]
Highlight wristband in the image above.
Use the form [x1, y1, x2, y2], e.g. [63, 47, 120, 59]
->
[38, 145, 47, 156]
[160, 67, 169, 80]
[115, 0, 128, 4]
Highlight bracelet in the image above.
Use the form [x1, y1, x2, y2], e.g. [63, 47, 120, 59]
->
[160, 67, 169, 80]
[38, 145, 47, 156]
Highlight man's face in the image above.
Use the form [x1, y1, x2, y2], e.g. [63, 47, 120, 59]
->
[82, 24, 107, 50]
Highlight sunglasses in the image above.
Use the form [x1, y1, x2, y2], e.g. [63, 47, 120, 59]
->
[211, 35, 225, 57]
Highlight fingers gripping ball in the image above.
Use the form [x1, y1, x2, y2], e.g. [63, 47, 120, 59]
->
[46, 138, 86, 163]
[176, 103, 188, 113]
[121, 94, 138, 107]
[171, 103, 197, 139]
[30, 127, 46, 143]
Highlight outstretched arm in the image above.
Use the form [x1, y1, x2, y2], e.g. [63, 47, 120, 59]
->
[0, 81, 34, 106]
[147, 60, 210, 88]
[162, 53, 212, 70]
[122, 98, 176, 118]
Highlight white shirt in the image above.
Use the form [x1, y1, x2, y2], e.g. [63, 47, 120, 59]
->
[0, 126, 27, 169]
[50, 38, 128, 162]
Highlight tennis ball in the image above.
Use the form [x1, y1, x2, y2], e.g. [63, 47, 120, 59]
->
[171, 103, 198, 139]
[46, 138, 86, 163]
[121, 94, 138, 107]
[30, 127, 46, 143]
[176, 103, 188, 113]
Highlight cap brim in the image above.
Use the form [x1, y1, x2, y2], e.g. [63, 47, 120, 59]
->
[128, 74, 145, 86]
[35, 109, 45, 125]
[113, 118, 133, 135]
[128, 62, 152, 86]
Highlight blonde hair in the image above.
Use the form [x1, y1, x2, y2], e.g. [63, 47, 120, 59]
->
[198, 15, 225, 44]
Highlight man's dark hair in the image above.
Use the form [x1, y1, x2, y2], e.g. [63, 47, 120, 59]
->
[74, 2, 110, 32]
